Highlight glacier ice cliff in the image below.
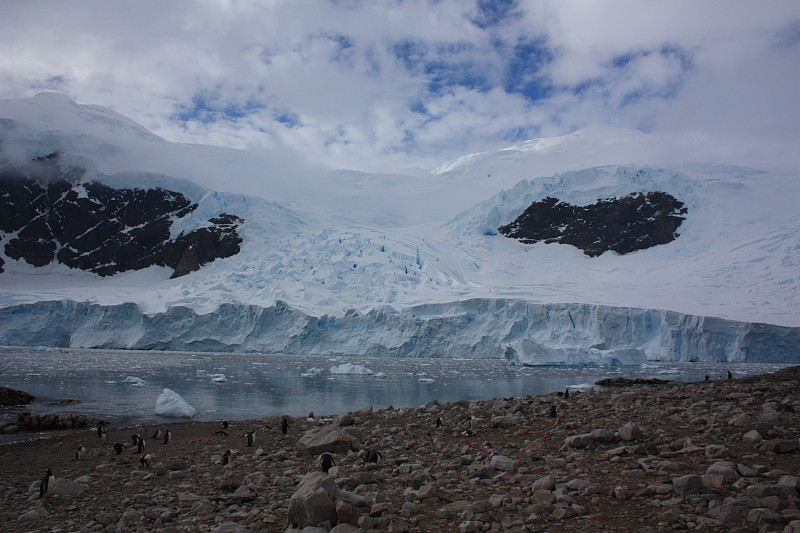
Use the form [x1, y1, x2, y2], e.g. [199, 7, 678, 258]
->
[0, 299, 797, 365]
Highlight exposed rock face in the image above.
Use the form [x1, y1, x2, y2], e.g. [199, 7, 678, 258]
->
[0, 386, 35, 406]
[498, 191, 686, 256]
[0, 167, 243, 278]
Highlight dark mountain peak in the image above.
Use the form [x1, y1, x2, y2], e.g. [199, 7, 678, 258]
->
[498, 191, 687, 256]
[0, 169, 243, 278]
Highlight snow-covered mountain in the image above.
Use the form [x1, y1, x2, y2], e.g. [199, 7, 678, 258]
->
[1, 93, 798, 364]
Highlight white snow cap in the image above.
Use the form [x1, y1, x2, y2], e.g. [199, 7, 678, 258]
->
[155, 388, 197, 418]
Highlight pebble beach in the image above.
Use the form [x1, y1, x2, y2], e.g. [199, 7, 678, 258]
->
[1, 366, 799, 533]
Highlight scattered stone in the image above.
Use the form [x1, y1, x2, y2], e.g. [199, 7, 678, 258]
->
[618, 422, 642, 442]
[673, 474, 704, 497]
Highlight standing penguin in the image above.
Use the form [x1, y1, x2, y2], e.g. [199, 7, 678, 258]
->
[152, 429, 162, 440]
[363, 448, 382, 464]
[97, 425, 107, 442]
[222, 448, 233, 465]
[564, 388, 570, 400]
[39, 468, 55, 498]
[221, 420, 230, 430]
[318, 452, 336, 472]
[246, 431, 256, 447]
[548, 405, 557, 418]
[281, 416, 290, 435]
[75, 444, 86, 460]
[163, 430, 171, 445]
[137, 436, 146, 454]
[139, 454, 152, 468]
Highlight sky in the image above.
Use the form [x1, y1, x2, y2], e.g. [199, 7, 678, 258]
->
[1, 0, 799, 175]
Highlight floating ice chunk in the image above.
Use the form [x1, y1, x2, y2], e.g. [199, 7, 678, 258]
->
[209, 373, 227, 382]
[123, 376, 146, 387]
[374, 371, 387, 378]
[566, 383, 593, 391]
[155, 388, 197, 418]
[418, 377, 435, 383]
[330, 363, 374, 375]
[300, 367, 325, 377]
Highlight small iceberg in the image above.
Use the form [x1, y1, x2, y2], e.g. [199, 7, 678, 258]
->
[301, 367, 325, 378]
[122, 376, 146, 387]
[330, 363, 374, 375]
[209, 373, 227, 383]
[155, 388, 197, 418]
[418, 377, 435, 383]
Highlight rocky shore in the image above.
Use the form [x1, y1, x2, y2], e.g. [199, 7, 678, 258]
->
[0, 366, 798, 533]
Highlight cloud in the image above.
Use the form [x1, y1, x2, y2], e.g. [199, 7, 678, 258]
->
[0, 0, 798, 175]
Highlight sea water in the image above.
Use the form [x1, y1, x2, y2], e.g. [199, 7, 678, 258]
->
[0, 346, 789, 431]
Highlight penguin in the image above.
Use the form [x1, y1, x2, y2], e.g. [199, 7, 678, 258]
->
[97, 425, 107, 442]
[222, 448, 233, 465]
[39, 468, 55, 498]
[152, 429, 162, 439]
[139, 453, 152, 468]
[435, 417, 443, 429]
[246, 431, 256, 447]
[75, 444, 86, 460]
[548, 405, 557, 418]
[727, 370, 733, 380]
[281, 416, 290, 435]
[214, 430, 228, 437]
[705, 375, 710, 381]
[221, 420, 230, 430]
[163, 430, 171, 445]
[564, 388, 570, 400]
[318, 452, 336, 473]
[363, 448, 382, 464]
[137, 436, 146, 454]
[113, 442, 125, 455]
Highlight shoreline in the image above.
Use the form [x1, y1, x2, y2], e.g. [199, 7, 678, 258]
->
[0, 366, 798, 532]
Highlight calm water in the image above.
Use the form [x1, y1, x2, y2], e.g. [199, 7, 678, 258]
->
[0, 346, 789, 431]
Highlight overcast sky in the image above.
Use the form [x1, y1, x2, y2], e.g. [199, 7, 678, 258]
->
[1, 0, 798, 174]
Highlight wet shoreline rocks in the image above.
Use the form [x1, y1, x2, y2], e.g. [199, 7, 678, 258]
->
[0, 366, 798, 532]
[0, 386, 35, 406]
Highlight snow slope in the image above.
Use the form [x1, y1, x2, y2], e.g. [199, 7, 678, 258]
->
[1, 94, 798, 363]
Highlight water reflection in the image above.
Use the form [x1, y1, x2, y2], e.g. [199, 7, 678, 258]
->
[0, 346, 789, 428]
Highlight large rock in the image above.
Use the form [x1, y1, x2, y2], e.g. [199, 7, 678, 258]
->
[287, 471, 340, 529]
[703, 462, 740, 491]
[297, 425, 362, 456]
[0, 386, 35, 406]
[16, 411, 106, 431]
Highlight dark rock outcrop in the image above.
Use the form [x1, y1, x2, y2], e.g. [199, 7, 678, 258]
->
[498, 191, 687, 256]
[0, 168, 243, 278]
[0, 386, 36, 406]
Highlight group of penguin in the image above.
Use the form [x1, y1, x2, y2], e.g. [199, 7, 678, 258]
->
[39, 423, 171, 498]
[39, 414, 383, 499]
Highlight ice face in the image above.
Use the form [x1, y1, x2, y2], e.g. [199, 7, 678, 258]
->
[1, 299, 797, 365]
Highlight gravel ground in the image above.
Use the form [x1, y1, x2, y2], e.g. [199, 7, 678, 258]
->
[1, 366, 798, 533]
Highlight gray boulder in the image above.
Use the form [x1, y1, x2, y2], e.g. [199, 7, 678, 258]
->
[287, 471, 340, 529]
[297, 425, 362, 456]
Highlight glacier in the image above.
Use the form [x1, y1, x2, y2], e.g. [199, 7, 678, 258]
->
[0, 299, 796, 364]
[1, 94, 799, 366]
